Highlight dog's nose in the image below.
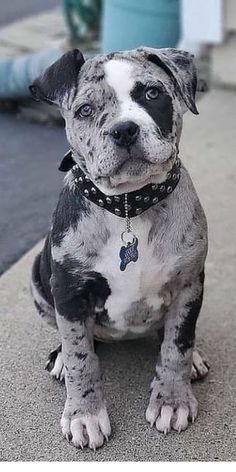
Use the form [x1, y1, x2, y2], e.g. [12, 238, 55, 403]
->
[110, 121, 140, 147]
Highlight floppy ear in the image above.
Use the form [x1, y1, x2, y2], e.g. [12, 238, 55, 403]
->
[29, 49, 85, 106]
[138, 47, 198, 115]
[58, 150, 76, 172]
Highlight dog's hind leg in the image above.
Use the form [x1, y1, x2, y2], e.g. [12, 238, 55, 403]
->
[31, 251, 57, 328]
[191, 349, 210, 381]
[45, 344, 65, 382]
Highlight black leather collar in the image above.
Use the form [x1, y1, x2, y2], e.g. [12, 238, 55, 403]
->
[60, 151, 181, 218]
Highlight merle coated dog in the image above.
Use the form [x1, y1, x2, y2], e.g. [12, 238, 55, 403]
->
[30, 47, 209, 450]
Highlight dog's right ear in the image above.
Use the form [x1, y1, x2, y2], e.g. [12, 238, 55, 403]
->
[29, 49, 85, 106]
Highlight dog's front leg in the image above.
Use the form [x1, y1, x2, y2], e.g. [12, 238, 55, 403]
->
[53, 280, 111, 450]
[146, 271, 204, 434]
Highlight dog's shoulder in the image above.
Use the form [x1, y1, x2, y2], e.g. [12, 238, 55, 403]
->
[51, 172, 91, 247]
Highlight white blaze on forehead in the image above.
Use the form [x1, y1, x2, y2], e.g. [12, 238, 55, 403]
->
[104, 60, 135, 100]
[104, 59, 155, 126]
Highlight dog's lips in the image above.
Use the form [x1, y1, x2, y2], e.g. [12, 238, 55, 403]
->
[94, 160, 174, 196]
[108, 154, 175, 187]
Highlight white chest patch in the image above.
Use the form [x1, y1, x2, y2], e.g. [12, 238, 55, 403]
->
[94, 215, 173, 337]
[104, 59, 155, 126]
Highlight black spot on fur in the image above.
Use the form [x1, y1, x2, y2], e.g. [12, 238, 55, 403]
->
[51, 260, 111, 322]
[77, 334, 85, 341]
[175, 270, 205, 355]
[75, 352, 88, 361]
[82, 388, 94, 398]
[51, 185, 90, 246]
[99, 112, 108, 128]
[106, 52, 115, 60]
[130, 81, 173, 137]
[94, 73, 105, 82]
[96, 308, 110, 327]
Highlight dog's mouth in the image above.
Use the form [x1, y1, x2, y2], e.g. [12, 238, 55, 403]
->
[95, 154, 176, 195]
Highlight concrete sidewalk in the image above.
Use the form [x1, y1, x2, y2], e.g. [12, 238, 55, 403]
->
[0, 89, 236, 461]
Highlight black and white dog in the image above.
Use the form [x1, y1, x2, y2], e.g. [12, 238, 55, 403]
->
[30, 47, 209, 450]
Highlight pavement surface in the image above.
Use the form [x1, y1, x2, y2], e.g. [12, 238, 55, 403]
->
[0, 89, 236, 461]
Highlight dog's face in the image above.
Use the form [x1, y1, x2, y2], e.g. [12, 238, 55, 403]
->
[30, 47, 198, 195]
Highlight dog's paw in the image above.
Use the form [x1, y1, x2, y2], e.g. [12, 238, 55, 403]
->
[191, 349, 210, 381]
[146, 380, 198, 434]
[45, 345, 65, 382]
[61, 406, 111, 450]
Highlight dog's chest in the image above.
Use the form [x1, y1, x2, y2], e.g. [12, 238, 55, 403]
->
[94, 216, 173, 339]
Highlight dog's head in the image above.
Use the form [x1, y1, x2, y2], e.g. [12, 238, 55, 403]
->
[30, 47, 198, 195]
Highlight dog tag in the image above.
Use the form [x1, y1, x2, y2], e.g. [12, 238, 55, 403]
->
[119, 234, 139, 271]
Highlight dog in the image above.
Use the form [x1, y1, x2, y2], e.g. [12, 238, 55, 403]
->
[30, 47, 209, 450]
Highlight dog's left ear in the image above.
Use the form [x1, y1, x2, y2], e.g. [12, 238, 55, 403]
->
[29, 49, 85, 106]
[138, 47, 198, 115]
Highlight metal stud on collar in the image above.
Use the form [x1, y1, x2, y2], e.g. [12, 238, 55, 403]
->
[71, 154, 182, 219]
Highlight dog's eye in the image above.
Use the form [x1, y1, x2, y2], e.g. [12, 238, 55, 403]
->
[145, 87, 159, 100]
[76, 104, 93, 118]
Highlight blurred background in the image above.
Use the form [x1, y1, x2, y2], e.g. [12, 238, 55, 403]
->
[0, 0, 235, 275]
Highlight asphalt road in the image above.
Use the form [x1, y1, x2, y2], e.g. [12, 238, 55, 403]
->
[0, 113, 67, 275]
[0, 0, 65, 274]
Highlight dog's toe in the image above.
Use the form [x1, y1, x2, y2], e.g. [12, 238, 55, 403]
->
[191, 349, 210, 381]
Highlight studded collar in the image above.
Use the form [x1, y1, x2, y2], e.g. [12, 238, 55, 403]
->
[64, 155, 182, 218]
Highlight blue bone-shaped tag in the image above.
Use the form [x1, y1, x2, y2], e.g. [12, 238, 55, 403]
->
[119, 237, 139, 271]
